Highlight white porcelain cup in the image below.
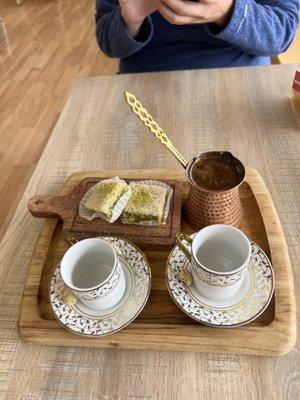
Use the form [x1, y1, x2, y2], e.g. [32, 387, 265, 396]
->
[60, 238, 126, 310]
[176, 225, 251, 300]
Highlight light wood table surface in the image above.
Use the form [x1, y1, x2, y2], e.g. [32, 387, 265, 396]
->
[0, 64, 299, 399]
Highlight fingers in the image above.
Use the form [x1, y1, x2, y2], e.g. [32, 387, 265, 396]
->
[158, 1, 194, 24]
[158, 1, 206, 25]
[161, 0, 206, 18]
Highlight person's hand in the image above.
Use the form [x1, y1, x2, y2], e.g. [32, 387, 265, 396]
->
[157, 0, 234, 28]
[119, 0, 158, 37]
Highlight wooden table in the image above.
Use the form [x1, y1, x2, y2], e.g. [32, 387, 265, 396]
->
[0, 64, 299, 399]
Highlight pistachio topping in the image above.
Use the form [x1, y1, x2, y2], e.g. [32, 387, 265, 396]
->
[84, 178, 129, 220]
[122, 183, 168, 224]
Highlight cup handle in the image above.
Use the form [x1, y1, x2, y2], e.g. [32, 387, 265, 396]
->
[65, 236, 79, 246]
[175, 232, 193, 262]
[62, 286, 77, 306]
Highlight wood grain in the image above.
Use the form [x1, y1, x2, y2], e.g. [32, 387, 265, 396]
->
[27, 177, 182, 249]
[0, 0, 117, 242]
[18, 168, 295, 355]
[0, 64, 299, 399]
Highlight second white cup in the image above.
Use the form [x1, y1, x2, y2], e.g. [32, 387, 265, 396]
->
[176, 225, 251, 300]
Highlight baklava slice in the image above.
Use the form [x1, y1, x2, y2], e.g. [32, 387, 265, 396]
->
[80, 177, 131, 222]
[122, 181, 171, 225]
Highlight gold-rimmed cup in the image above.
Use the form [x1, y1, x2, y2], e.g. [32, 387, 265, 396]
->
[176, 225, 251, 301]
[60, 238, 126, 310]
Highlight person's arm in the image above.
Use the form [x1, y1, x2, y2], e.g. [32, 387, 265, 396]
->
[95, 0, 154, 58]
[206, 0, 299, 56]
[158, 0, 299, 57]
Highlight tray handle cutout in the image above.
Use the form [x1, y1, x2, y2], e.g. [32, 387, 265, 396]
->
[28, 195, 69, 220]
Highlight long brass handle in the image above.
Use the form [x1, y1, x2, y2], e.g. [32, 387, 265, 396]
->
[124, 91, 188, 169]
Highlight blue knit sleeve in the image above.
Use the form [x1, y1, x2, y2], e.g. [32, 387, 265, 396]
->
[95, 0, 154, 58]
[206, 0, 299, 56]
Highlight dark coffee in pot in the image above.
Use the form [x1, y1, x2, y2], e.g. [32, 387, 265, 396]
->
[188, 152, 244, 192]
[184, 151, 245, 229]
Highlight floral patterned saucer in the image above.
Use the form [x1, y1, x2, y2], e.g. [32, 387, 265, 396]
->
[50, 237, 151, 337]
[166, 240, 275, 328]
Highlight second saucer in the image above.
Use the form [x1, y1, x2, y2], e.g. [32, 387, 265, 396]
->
[166, 237, 275, 328]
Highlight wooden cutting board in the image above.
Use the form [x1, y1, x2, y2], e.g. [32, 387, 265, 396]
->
[27, 177, 182, 249]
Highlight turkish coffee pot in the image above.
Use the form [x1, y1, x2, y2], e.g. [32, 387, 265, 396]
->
[124, 92, 245, 229]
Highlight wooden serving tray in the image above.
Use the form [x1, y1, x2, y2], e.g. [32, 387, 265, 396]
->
[18, 169, 296, 356]
[27, 177, 182, 249]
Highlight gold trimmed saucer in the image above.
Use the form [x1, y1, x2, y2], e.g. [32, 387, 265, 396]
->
[50, 237, 151, 337]
[166, 241, 275, 328]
